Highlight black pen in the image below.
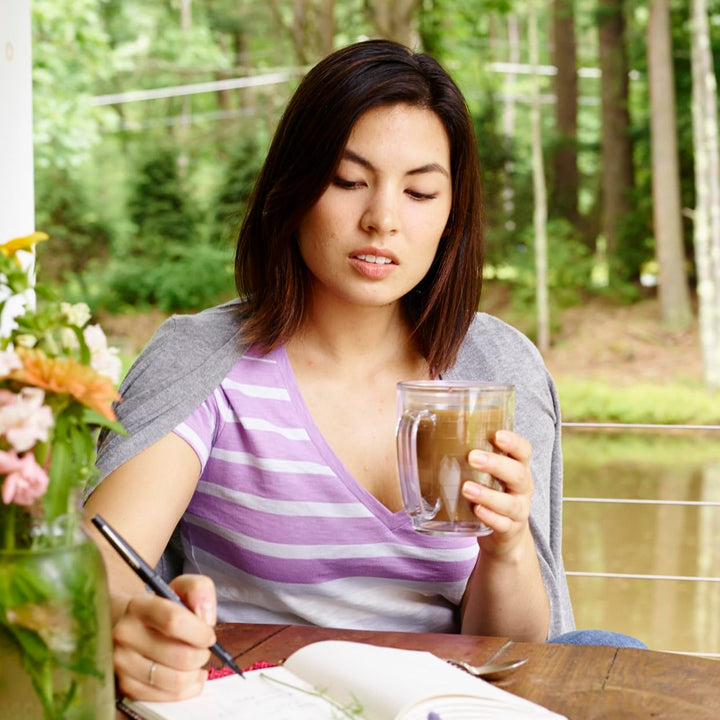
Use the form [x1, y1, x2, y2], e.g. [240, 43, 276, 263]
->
[91, 513, 244, 678]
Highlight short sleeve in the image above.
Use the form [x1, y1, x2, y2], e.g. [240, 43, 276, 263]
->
[173, 388, 223, 473]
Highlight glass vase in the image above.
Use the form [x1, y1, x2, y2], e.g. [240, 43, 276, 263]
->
[0, 523, 115, 720]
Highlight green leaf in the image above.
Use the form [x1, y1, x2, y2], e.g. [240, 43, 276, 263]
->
[81, 407, 127, 436]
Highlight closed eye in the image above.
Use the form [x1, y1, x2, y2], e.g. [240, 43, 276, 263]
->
[333, 176, 364, 189]
[407, 190, 438, 201]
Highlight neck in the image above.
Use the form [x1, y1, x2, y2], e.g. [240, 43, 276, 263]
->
[288, 295, 427, 377]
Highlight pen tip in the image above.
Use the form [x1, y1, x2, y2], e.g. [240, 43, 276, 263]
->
[229, 658, 245, 678]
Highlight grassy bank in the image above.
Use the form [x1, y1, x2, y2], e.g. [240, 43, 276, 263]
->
[556, 377, 720, 425]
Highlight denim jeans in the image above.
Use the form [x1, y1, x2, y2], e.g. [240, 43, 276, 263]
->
[548, 629, 648, 649]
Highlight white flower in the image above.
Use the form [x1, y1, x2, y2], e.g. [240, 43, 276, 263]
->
[59, 326, 80, 351]
[14, 334, 37, 349]
[0, 349, 22, 377]
[83, 324, 122, 385]
[60, 302, 91, 328]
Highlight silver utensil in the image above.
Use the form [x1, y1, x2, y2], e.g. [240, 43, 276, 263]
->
[446, 657, 528, 680]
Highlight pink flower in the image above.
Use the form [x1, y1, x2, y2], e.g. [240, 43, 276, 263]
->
[0, 450, 49, 506]
[0, 386, 54, 452]
[0, 349, 22, 377]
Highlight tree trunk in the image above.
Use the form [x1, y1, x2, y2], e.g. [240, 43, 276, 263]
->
[364, 0, 420, 47]
[269, 0, 335, 65]
[501, 13, 520, 232]
[597, 0, 634, 281]
[551, 0, 579, 225]
[690, 0, 720, 388]
[319, 0, 335, 56]
[529, 0, 550, 354]
[178, 0, 192, 177]
[647, 0, 692, 330]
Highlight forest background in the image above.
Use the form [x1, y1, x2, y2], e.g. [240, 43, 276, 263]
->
[29, 0, 720, 424]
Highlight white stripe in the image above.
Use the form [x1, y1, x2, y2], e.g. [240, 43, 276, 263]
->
[217, 400, 236, 423]
[214, 384, 308, 438]
[224, 379, 290, 400]
[211, 447, 336, 475]
[241, 354, 277, 364]
[188, 548, 463, 630]
[197, 480, 371, 518]
[195, 547, 466, 598]
[185, 513, 478, 563]
[175, 422, 208, 460]
[237, 416, 310, 440]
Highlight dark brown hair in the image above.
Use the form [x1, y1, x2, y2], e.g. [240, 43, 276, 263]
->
[235, 39, 483, 373]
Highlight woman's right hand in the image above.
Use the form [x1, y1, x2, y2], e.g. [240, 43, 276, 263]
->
[112, 574, 218, 702]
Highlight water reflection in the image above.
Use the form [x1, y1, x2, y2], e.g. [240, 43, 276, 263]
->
[561, 430, 720, 656]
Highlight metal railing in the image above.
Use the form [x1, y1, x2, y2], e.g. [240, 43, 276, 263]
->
[560, 422, 720, 659]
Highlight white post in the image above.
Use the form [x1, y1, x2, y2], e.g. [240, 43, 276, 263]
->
[0, 0, 34, 240]
[0, 0, 35, 331]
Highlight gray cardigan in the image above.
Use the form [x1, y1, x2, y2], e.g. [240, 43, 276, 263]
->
[95, 299, 575, 637]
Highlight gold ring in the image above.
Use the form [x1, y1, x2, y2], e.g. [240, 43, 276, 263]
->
[148, 661, 157, 686]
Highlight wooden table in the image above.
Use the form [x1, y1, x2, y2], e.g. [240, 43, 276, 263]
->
[217, 622, 720, 719]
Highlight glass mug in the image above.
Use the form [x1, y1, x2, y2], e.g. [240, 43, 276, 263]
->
[396, 381, 515, 536]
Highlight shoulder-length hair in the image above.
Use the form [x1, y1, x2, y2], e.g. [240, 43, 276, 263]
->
[235, 38, 483, 374]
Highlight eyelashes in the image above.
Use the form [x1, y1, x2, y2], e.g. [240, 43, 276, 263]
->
[332, 176, 438, 201]
[332, 176, 360, 189]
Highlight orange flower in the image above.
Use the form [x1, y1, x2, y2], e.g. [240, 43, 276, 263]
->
[11, 348, 120, 422]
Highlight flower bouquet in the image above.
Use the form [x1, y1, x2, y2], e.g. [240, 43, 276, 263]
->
[0, 232, 124, 719]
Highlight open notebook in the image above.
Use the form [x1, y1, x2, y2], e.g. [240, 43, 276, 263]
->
[119, 640, 566, 720]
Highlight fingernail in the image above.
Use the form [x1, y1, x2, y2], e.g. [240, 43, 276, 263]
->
[495, 430, 510, 444]
[469, 450, 489, 466]
[463, 481, 482, 501]
[199, 601, 216, 626]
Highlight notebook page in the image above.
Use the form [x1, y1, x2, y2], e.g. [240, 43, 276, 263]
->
[122, 666, 359, 720]
[284, 640, 565, 720]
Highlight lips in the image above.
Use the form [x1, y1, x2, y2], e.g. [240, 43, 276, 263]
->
[349, 248, 398, 279]
[350, 248, 398, 265]
[354, 253, 393, 265]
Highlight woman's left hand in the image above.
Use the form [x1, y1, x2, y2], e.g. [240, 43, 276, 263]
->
[461, 429, 534, 558]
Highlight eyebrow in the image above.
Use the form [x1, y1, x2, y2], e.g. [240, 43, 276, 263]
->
[342, 149, 450, 179]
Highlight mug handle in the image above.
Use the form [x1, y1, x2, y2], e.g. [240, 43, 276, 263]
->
[396, 409, 439, 518]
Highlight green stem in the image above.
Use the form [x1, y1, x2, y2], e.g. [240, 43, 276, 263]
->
[4, 505, 16, 551]
[259, 673, 364, 718]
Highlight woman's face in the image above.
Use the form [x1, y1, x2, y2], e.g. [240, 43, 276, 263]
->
[297, 103, 452, 311]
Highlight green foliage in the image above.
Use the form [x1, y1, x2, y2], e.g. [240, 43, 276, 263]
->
[562, 431, 720, 468]
[23, 0, 720, 385]
[471, 103, 530, 267]
[0, 537, 110, 719]
[32, 0, 113, 170]
[504, 219, 596, 310]
[557, 378, 720, 425]
[127, 148, 199, 249]
[209, 135, 266, 246]
[100, 241, 234, 312]
[34, 167, 113, 281]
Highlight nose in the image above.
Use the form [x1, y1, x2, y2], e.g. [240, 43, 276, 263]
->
[360, 189, 399, 236]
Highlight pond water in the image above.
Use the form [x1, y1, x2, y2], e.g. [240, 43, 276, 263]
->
[560, 429, 720, 657]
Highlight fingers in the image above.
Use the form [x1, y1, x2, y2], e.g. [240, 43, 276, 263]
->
[114, 645, 209, 701]
[171, 574, 218, 627]
[462, 430, 534, 535]
[468, 431, 533, 495]
[117, 591, 217, 651]
[113, 575, 218, 701]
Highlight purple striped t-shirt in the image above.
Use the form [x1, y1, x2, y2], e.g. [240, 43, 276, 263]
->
[174, 344, 479, 632]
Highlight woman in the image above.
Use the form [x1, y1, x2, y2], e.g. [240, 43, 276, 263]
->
[85, 39, 575, 702]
